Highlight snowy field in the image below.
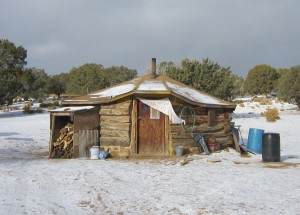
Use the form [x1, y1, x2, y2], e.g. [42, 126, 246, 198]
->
[0, 100, 300, 215]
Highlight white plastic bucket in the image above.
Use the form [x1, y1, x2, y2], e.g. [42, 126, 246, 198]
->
[90, 146, 100, 159]
[176, 146, 184, 156]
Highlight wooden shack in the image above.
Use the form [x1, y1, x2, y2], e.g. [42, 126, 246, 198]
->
[58, 59, 236, 158]
[49, 106, 99, 158]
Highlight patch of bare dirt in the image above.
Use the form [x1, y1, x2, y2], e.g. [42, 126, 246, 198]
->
[263, 162, 300, 169]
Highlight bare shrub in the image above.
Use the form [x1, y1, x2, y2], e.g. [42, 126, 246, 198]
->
[251, 97, 263, 103]
[259, 98, 273, 105]
[23, 104, 35, 114]
[262, 108, 280, 122]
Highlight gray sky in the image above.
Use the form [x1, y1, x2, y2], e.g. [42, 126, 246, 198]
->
[1, 0, 299, 77]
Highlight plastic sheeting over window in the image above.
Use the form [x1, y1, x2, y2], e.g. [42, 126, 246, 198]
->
[137, 97, 184, 124]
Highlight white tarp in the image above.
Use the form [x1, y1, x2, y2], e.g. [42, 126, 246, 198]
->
[137, 97, 184, 124]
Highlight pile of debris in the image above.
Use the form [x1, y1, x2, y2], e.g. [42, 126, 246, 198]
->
[50, 123, 74, 158]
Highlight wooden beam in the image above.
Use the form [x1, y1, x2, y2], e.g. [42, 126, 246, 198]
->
[171, 138, 197, 147]
[164, 115, 170, 156]
[100, 137, 130, 147]
[170, 124, 224, 133]
[100, 100, 131, 110]
[100, 115, 131, 123]
[100, 129, 130, 138]
[100, 122, 130, 131]
[130, 99, 138, 155]
[99, 108, 130, 116]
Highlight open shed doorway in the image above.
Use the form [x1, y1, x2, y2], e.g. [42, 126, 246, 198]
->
[137, 100, 165, 155]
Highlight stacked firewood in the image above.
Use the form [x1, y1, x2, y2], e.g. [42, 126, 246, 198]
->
[51, 123, 74, 158]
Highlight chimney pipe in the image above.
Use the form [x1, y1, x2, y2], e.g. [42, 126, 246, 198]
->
[151, 58, 156, 79]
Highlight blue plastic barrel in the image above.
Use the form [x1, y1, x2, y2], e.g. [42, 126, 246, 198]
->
[247, 128, 264, 153]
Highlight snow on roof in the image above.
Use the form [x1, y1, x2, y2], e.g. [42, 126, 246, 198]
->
[50, 106, 95, 112]
[166, 81, 228, 105]
[90, 83, 136, 98]
[137, 80, 167, 91]
[63, 74, 234, 107]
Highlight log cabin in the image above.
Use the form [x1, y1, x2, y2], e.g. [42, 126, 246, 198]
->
[50, 58, 236, 158]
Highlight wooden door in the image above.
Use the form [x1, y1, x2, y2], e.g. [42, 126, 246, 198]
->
[138, 101, 165, 155]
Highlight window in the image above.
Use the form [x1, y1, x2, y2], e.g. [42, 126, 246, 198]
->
[150, 107, 160, 119]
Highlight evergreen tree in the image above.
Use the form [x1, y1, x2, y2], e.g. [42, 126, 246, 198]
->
[276, 66, 300, 108]
[164, 58, 234, 100]
[0, 39, 27, 104]
[244, 64, 279, 95]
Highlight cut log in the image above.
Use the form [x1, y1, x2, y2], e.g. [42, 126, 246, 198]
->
[171, 138, 197, 147]
[99, 108, 130, 116]
[100, 122, 130, 131]
[51, 123, 74, 158]
[100, 115, 131, 123]
[100, 101, 131, 110]
[100, 136, 130, 147]
[100, 129, 130, 138]
[53, 141, 62, 147]
[170, 124, 224, 133]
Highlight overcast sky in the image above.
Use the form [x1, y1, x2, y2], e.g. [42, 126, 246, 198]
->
[1, 0, 299, 77]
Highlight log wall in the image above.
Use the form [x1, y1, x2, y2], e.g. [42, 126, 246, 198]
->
[170, 106, 233, 154]
[99, 100, 132, 157]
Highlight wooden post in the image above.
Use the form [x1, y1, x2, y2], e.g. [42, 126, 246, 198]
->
[49, 114, 55, 157]
[164, 115, 170, 156]
[130, 99, 138, 155]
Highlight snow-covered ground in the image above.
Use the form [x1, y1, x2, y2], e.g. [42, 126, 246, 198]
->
[0, 100, 299, 215]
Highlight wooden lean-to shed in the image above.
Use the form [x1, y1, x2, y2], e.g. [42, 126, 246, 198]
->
[49, 106, 99, 158]
[58, 58, 237, 158]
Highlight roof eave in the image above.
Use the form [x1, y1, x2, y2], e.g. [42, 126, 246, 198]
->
[170, 92, 236, 109]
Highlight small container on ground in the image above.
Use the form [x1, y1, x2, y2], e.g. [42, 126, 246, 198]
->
[176, 146, 184, 156]
[90, 146, 100, 159]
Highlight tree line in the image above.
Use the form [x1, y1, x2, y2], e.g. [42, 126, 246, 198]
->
[1, 39, 299, 107]
[0, 39, 137, 104]
[157, 60, 300, 107]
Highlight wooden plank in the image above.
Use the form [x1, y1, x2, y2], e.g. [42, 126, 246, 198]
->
[73, 132, 79, 158]
[74, 109, 99, 132]
[100, 115, 131, 123]
[50, 112, 72, 116]
[49, 115, 55, 157]
[171, 124, 225, 133]
[233, 132, 241, 153]
[170, 125, 184, 132]
[100, 101, 131, 110]
[100, 122, 130, 131]
[100, 137, 130, 147]
[177, 115, 225, 125]
[99, 108, 130, 116]
[171, 132, 195, 139]
[130, 99, 137, 155]
[165, 114, 170, 156]
[171, 138, 197, 147]
[100, 129, 130, 138]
